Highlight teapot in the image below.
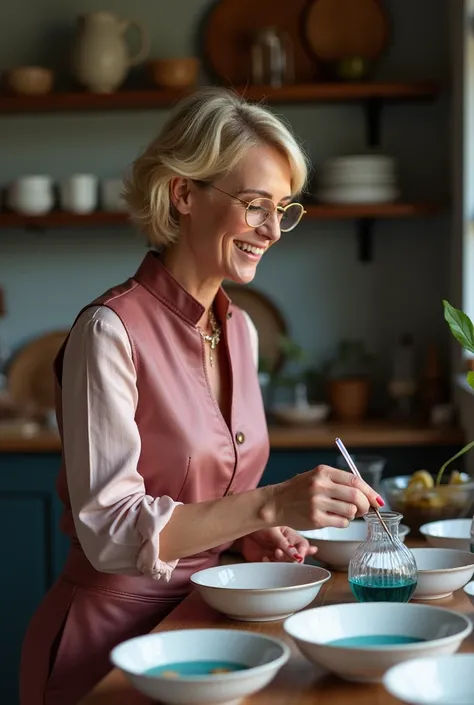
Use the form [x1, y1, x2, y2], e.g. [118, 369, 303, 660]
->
[72, 11, 149, 93]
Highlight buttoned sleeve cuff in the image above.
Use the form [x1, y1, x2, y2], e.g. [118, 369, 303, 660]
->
[136, 495, 183, 581]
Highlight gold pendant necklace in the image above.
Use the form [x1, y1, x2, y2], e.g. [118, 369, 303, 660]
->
[198, 308, 221, 367]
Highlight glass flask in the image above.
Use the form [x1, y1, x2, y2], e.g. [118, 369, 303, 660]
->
[348, 511, 417, 603]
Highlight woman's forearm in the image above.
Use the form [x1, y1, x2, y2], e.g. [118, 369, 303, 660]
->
[158, 484, 277, 562]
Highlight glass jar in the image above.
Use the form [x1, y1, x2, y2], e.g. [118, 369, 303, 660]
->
[348, 511, 417, 603]
[336, 453, 386, 494]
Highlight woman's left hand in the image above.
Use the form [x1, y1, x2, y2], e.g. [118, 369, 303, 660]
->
[237, 526, 317, 563]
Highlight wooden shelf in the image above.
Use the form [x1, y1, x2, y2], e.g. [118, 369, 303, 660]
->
[268, 422, 465, 449]
[0, 422, 464, 453]
[0, 203, 439, 229]
[0, 82, 440, 114]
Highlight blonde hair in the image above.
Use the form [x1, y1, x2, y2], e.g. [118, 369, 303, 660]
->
[123, 87, 308, 248]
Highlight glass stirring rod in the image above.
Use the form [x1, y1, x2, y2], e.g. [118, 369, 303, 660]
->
[335, 437, 395, 544]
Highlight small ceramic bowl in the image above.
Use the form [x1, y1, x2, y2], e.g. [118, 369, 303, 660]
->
[419, 518, 472, 550]
[300, 520, 410, 571]
[190, 562, 330, 621]
[149, 57, 199, 88]
[272, 403, 330, 426]
[7, 66, 53, 95]
[110, 628, 289, 705]
[383, 654, 474, 704]
[283, 602, 472, 683]
[410, 548, 474, 600]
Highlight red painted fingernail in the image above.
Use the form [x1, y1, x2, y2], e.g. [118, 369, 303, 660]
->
[376, 495, 385, 507]
[288, 544, 295, 549]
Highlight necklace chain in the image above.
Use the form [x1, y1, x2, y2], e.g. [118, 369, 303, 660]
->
[198, 308, 221, 367]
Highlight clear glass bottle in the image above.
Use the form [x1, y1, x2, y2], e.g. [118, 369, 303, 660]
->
[348, 512, 417, 602]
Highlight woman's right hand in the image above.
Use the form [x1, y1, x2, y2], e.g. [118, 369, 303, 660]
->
[262, 465, 384, 531]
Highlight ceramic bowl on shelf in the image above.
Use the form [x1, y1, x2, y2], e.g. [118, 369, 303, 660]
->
[283, 602, 472, 683]
[300, 520, 410, 571]
[383, 654, 474, 704]
[149, 57, 199, 88]
[271, 402, 329, 426]
[381, 474, 474, 534]
[410, 547, 474, 600]
[190, 562, 330, 622]
[419, 518, 472, 550]
[6, 66, 54, 95]
[110, 628, 289, 705]
[316, 185, 399, 204]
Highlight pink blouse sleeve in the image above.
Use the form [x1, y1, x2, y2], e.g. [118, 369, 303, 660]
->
[61, 305, 182, 581]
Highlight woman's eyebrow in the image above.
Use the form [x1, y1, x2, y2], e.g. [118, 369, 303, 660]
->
[237, 189, 293, 201]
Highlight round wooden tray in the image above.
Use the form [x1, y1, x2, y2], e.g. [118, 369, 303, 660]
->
[202, 0, 317, 85]
[302, 0, 389, 63]
[224, 284, 287, 372]
[7, 330, 68, 413]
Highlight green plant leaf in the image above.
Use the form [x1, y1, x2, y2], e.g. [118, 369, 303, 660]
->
[468, 371, 474, 390]
[443, 300, 474, 354]
[435, 440, 474, 486]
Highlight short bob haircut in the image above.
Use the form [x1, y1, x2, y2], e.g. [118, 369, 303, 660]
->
[123, 87, 308, 249]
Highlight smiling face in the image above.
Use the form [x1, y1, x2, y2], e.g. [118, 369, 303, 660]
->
[169, 143, 294, 290]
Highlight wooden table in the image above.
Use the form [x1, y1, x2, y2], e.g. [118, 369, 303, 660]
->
[78, 543, 474, 705]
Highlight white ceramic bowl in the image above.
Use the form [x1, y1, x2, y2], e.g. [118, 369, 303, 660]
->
[420, 519, 472, 550]
[190, 562, 330, 622]
[410, 548, 474, 600]
[300, 520, 410, 570]
[283, 602, 472, 683]
[271, 403, 329, 426]
[383, 654, 474, 704]
[110, 628, 289, 705]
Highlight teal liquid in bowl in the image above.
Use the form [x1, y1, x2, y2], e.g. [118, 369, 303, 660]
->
[329, 635, 425, 647]
[144, 661, 247, 678]
[349, 576, 417, 603]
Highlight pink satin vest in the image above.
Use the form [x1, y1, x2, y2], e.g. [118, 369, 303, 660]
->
[53, 251, 270, 597]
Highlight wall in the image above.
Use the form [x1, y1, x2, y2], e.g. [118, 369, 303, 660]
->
[0, 0, 451, 393]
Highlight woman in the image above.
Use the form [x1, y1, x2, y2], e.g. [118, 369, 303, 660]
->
[20, 87, 383, 705]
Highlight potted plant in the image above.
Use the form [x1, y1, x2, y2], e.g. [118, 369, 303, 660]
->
[438, 300, 474, 482]
[326, 340, 373, 422]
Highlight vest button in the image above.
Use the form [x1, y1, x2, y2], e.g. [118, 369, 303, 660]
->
[227, 311, 233, 319]
[235, 431, 245, 445]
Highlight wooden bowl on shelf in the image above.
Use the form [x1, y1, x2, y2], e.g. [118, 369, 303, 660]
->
[149, 58, 199, 89]
[6, 66, 54, 95]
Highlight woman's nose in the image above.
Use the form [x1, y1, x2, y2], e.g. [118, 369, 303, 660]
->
[257, 211, 281, 242]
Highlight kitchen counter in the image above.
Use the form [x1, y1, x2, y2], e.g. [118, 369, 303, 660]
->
[0, 421, 465, 453]
[78, 539, 474, 705]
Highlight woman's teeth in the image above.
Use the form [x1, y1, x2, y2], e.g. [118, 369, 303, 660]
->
[235, 240, 265, 256]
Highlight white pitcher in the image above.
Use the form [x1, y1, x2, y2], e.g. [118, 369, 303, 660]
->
[72, 11, 149, 93]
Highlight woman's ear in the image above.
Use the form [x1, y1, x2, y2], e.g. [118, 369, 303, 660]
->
[169, 178, 192, 215]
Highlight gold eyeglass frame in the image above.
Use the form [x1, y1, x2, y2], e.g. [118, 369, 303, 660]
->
[211, 185, 307, 232]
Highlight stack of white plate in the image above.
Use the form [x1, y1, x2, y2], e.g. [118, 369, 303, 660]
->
[316, 154, 399, 204]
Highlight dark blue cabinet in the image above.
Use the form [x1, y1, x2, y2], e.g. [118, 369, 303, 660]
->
[0, 454, 69, 705]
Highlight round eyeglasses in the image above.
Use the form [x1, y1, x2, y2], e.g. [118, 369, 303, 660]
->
[211, 186, 306, 232]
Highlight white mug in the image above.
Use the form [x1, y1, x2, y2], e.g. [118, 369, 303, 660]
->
[60, 174, 98, 214]
[9, 175, 54, 215]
